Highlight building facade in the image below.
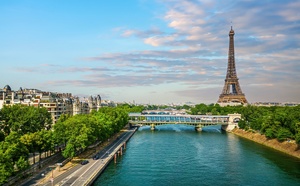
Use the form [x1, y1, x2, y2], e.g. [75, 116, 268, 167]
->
[0, 85, 104, 123]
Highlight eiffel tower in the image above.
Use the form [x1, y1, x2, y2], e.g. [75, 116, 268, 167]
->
[217, 27, 248, 105]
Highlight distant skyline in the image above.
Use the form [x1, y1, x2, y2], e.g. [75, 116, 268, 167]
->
[1, 0, 299, 104]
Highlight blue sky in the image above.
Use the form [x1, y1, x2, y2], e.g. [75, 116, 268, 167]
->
[1, 0, 299, 104]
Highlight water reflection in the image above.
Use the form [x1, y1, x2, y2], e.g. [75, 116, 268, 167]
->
[237, 136, 300, 179]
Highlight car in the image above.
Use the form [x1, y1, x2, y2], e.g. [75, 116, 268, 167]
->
[93, 154, 100, 160]
[81, 160, 89, 165]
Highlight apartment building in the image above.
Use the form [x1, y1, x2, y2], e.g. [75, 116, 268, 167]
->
[0, 85, 102, 123]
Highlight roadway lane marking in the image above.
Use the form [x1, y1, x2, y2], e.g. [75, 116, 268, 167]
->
[69, 160, 99, 186]
[69, 132, 130, 185]
[57, 165, 84, 186]
[58, 130, 134, 186]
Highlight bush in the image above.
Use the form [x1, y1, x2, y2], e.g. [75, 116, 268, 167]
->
[265, 128, 277, 139]
[295, 132, 300, 144]
[238, 120, 246, 129]
[276, 128, 293, 142]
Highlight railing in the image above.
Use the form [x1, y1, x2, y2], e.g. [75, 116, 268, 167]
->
[128, 113, 229, 125]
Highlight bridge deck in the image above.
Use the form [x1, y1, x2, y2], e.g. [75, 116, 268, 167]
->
[129, 113, 229, 126]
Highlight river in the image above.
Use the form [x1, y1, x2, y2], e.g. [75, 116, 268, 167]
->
[94, 125, 300, 186]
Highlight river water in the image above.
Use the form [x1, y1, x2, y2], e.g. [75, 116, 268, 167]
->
[94, 125, 300, 186]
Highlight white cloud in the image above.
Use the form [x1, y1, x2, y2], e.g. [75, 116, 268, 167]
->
[144, 35, 176, 46]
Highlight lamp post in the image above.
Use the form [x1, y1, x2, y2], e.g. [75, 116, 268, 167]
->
[49, 165, 56, 186]
[51, 168, 53, 186]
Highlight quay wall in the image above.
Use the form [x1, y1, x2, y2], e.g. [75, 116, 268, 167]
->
[84, 127, 138, 186]
[232, 128, 300, 159]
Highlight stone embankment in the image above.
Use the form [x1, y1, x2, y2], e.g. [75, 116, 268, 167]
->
[232, 128, 300, 159]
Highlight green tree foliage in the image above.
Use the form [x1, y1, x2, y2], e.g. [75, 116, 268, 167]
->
[265, 127, 277, 139]
[0, 149, 14, 184]
[16, 156, 29, 172]
[63, 141, 76, 159]
[54, 107, 129, 159]
[117, 103, 144, 113]
[188, 104, 300, 144]
[0, 105, 52, 184]
[0, 105, 52, 136]
[53, 114, 71, 146]
[20, 132, 38, 164]
[34, 130, 54, 167]
[0, 131, 29, 184]
[277, 128, 293, 142]
[295, 132, 300, 144]
[2, 132, 28, 164]
[237, 119, 247, 129]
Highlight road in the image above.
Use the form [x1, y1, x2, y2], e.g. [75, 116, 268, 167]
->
[21, 153, 66, 186]
[32, 128, 136, 186]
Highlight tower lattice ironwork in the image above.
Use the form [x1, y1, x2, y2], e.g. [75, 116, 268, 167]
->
[217, 27, 248, 105]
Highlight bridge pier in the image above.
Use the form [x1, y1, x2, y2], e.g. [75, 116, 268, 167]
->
[150, 124, 156, 131]
[195, 125, 202, 132]
[221, 113, 241, 131]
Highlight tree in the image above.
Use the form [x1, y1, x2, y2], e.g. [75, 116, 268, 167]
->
[0, 105, 54, 183]
[56, 107, 129, 159]
[34, 130, 54, 167]
[0, 105, 52, 136]
[20, 133, 37, 164]
[16, 156, 29, 172]
[0, 149, 14, 185]
[0, 131, 28, 184]
[62, 139, 76, 159]
[53, 115, 71, 147]
[195, 104, 208, 114]
[59, 114, 96, 158]
[3, 132, 28, 164]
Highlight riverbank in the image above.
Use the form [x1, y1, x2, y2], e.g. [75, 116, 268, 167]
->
[232, 128, 300, 159]
[20, 127, 132, 186]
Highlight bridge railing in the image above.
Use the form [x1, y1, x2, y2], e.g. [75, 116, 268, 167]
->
[128, 114, 229, 125]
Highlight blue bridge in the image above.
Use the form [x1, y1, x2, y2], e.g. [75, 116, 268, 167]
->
[128, 113, 241, 131]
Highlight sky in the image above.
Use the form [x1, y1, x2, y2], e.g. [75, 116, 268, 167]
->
[0, 0, 299, 105]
